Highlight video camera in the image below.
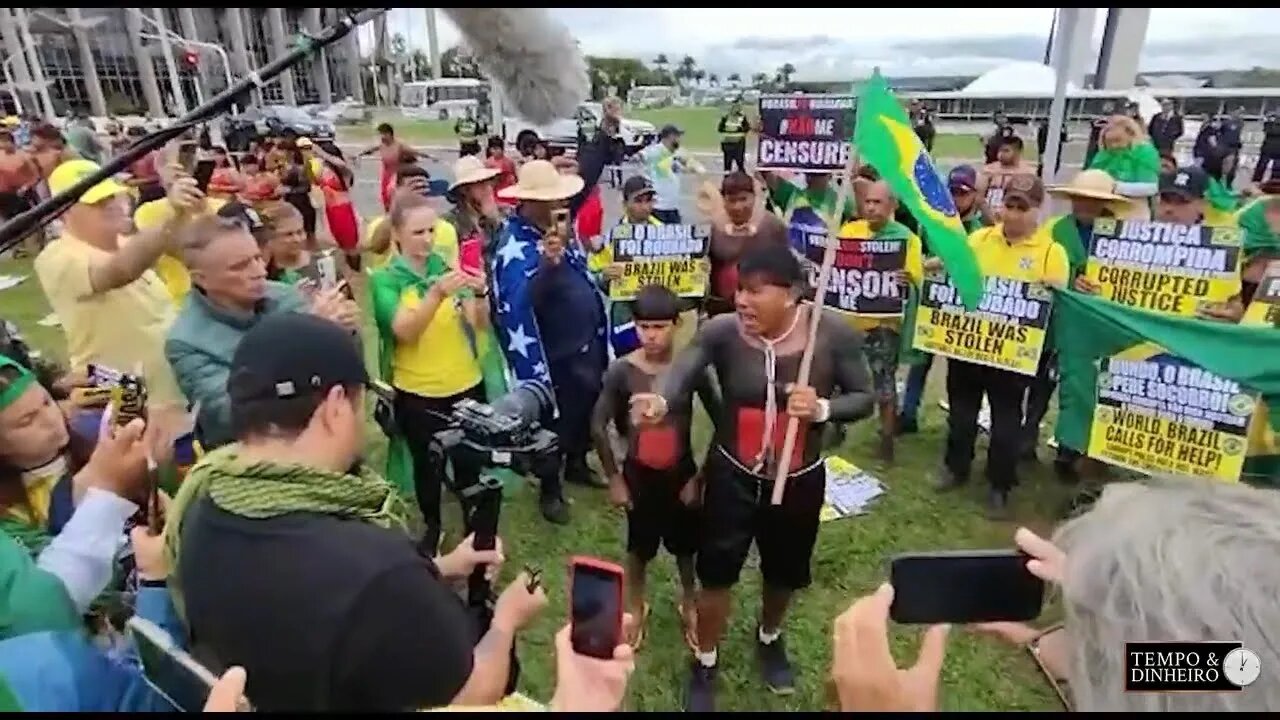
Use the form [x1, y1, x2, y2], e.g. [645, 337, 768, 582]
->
[427, 379, 559, 696]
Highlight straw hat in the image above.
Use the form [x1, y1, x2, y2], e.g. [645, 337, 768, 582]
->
[449, 154, 501, 191]
[1047, 169, 1130, 203]
[497, 159, 584, 201]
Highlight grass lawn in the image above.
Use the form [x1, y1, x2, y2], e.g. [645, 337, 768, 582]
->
[0, 254, 1069, 712]
[337, 106, 1016, 161]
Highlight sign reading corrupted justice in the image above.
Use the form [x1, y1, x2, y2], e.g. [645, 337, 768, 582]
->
[1084, 218, 1242, 317]
[756, 94, 855, 172]
[609, 223, 711, 301]
[805, 233, 908, 316]
[912, 274, 1052, 376]
[1087, 346, 1257, 483]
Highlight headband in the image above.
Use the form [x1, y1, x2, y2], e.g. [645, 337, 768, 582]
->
[0, 355, 36, 412]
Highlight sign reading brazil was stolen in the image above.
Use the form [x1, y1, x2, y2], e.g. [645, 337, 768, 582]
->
[1087, 348, 1257, 482]
[756, 94, 854, 172]
[1084, 218, 1242, 317]
[912, 274, 1052, 376]
[804, 232, 908, 315]
[609, 223, 711, 301]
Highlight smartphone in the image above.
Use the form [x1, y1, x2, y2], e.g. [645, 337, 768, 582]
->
[176, 141, 199, 174]
[128, 617, 221, 712]
[192, 159, 217, 194]
[459, 237, 483, 276]
[111, 374, 148, 429]
[569, 556, 625, 660]
[888, 550, 1044, 624]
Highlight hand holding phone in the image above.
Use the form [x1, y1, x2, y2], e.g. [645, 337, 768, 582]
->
[569, 556, 625, 659]
[888, 550, 1044, 625]
[129, 617, 223, 712]
[192, 159, 217, 194]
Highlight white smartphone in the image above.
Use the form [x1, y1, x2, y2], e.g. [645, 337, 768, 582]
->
[127, 617, 221, 712]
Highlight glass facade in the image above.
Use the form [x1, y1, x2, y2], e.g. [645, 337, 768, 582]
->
[16, 8, 357, 115]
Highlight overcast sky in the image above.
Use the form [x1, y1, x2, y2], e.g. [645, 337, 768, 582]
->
[378, 8, 1280, 80]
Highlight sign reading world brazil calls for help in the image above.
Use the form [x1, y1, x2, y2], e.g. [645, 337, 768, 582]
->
[912, 273, 1052, 376]
[608, 223, 711, 301]
[1088, 345, 1258, 483]
[1084, 217, 1242, 317]
[756, 94, 855, 172]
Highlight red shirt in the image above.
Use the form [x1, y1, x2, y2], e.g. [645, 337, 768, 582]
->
[486, 155, 517, 206]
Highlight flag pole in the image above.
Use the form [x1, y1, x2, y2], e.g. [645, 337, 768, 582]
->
[770, 144, 859, 506]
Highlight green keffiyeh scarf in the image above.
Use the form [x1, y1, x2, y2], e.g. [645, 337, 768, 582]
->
[165, 445, 410, 621]
[0, 357, 52, 558]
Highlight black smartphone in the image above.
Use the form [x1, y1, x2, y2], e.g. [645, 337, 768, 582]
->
[176, 141, 199, 174]
[569, 556, 625, 660]
[888, 550, 1044, 624]
[128, 617, 222, 712]
[192, 159, 217, 194]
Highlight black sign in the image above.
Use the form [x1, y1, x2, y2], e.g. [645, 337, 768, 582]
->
[805, 234, 908, 315]
[756, 94, 855, 172]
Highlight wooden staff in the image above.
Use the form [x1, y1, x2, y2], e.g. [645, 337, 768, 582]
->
[770, 150, 859, 506]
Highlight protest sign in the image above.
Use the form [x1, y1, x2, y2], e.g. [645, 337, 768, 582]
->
[1084, 218, 1242, 317]
[608, 223, 711, 301]
[805, 232, 908, 315]
[756, 94, 854, 172]
[1087, 345, 1257, 482]
[912, 274, 1052, 376]
[1242, 261, 1280, 326]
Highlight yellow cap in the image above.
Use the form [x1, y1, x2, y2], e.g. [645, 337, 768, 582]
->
[48, 159, 129, 205]
[1, 116, 18, 127]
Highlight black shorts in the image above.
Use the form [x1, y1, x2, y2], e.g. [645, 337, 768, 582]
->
[697, 450, 826, 591]
[624, 456, 698, 562]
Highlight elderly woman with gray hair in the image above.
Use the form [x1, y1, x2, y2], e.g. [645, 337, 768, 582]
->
[830, 479, 1280, 712]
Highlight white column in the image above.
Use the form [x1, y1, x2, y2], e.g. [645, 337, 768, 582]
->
[12, 8, 55, 118]
[426, 8, 441, 79]
[304, 8, 332, 105]
[222, 9, 259, 106]
[1043, 7, 1080, 188]
[344, 24, 363, 102]
[66, 9, 107, 116]
[152, 8, 188, 116]
[267, 8, 296, 105]
[1048, 8, 1096, 88]
[0, 9, 40, 115]
[122, 10, 165, 118]
[1096, 7, 1150, 89]
[178, 8, 212, 95]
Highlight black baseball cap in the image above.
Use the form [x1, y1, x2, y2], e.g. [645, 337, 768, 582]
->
[228, 313, 368, 404]
[216, 201, 268, 244]
[1158, 166, 1209, 200]
[659, 124, 683, 139]
[622, 175, 655, 201]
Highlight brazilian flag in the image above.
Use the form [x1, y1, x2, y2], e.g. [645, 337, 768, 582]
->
[854, 70, 985, 310]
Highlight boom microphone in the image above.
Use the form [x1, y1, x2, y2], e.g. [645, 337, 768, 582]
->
[441, 8, 589, 125]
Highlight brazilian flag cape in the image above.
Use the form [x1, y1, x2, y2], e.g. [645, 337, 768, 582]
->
[370, 255, 509, 496]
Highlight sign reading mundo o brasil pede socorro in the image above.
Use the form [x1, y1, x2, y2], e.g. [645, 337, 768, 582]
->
[912, 274, 1052, 376]
[1084, 217, 1242, 317]
[756, 94, 854, 172]
[1087, 346, 1258, 482]
[608, 223, 711, 301]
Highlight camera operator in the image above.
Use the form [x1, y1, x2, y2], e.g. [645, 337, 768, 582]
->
[33, 159, 202, 422]
[168, 313, 547, 711]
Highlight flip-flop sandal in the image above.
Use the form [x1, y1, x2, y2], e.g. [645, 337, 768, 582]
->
[626, 603, 651, 651]
[678, 598, 699, 654]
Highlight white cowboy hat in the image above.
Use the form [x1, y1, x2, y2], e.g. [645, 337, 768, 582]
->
[497, 159, 584, 201]
[1047, 169, 1131, 203]
[448, 154, 501, 191]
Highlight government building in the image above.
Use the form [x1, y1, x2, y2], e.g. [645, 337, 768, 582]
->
[0, 8, 365, 117]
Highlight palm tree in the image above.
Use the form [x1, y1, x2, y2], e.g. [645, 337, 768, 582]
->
[708, 72, 720, 87]
[751, 72, 768, 89]
[694, 70, 706, 87]
[652, 54, 669, 73]
[777, 62, 796, 88]
[727, 72, 741, 86]
[679, 55, 698, 81]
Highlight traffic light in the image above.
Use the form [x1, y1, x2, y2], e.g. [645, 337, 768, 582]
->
[182, 49, 199, 68]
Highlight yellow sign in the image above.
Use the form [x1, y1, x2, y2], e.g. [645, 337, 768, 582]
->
[1087, 345, 1256, 482]
[912, 274, 1052, 377]
[1084, 218, 1242, 317]
[1242, 261, 1280, 326]
[608, 223, 711, 301]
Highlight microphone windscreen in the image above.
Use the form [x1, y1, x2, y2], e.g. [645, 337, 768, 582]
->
[441, 8, 589, 125]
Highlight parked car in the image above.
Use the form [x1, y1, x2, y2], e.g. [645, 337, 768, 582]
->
[504, 102, 655, 157]
[221, 105, 336, 151]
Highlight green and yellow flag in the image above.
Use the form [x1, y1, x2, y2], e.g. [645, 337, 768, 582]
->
[854, 70, 985, 309]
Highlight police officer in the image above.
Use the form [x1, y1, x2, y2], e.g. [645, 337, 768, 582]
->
[1253, 110, 1280, 184]
[910, 100, 935, 152]
[454, 108, 482, 157]
[718, 99, 750, 173]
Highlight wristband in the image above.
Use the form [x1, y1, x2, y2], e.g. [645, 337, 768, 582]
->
[814, 398, 832, 423]
[140, 578, 168, 588]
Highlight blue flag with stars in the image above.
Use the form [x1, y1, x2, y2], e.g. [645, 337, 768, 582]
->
[489, 214, 606, 402]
